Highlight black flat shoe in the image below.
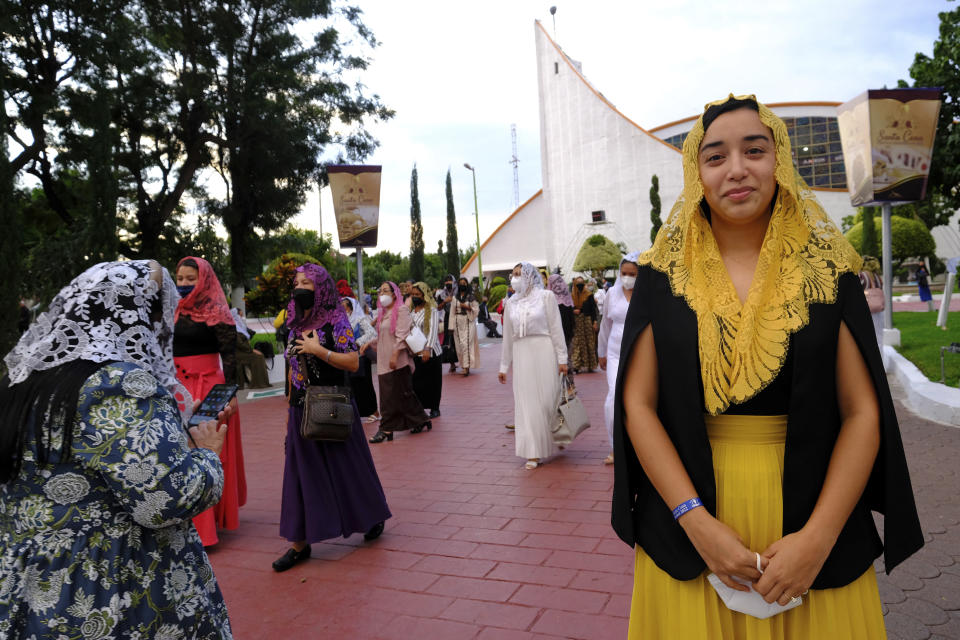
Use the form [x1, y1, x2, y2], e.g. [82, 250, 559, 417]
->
[364, 521, 385, 541]
[369, 430, 393, 443]
[428, 409, 441, 419]
[272, 545, 311, 572]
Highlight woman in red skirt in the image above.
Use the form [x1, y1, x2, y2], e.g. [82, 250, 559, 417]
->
[174, 256, 247, 546]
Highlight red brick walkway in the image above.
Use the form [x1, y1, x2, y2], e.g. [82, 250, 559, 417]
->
[209, 342, 630, 639]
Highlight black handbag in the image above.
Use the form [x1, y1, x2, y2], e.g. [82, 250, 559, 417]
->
[298, 356, 354, 442]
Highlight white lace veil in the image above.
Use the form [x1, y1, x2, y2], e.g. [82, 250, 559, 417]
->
[512, 262, 544, 300]
[4, 260, 193, 416]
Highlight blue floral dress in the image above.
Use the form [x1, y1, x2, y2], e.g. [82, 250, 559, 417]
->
[0, 363, 232, 639]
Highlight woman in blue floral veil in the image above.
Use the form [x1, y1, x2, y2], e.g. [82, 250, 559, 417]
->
[0, 260, 233, 639]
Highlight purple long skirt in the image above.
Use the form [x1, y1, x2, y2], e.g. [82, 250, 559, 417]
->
[279, 402, 392, 543]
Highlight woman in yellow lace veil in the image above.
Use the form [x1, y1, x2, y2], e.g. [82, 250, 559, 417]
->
[641, 94, 862, 415]
[614, 95, 922, 639]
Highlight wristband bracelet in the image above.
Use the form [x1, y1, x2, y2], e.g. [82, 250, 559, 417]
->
[325, 350, 332, 363]
[672, 497, 703, 520]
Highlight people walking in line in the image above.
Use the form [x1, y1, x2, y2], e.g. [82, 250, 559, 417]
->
[369, 281, 431, 443]
[612, 95, 922, 638]
[274, 263, 391, 572]
[569, 275, 599, 373]
[174, 256, 247, 547]
[0, 260, 233, 638]
[597, 252, 639, 465]
[341, 296, 380, 422]
[453, 277, 480, 376]
[410, 281, 443, 418]
[498, 262, 569, 470]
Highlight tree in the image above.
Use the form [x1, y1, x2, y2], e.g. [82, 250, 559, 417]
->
[844, 214, 936, 267]
[0, 60, 20, 362]
[245, 252, 321, 317]
[861, 206, 879, 258]
[649, 174, 663, 244]
[445, 169, 460, 275]
[904, 6, 960, 227]
[573, 234, 621, 278]
[409, 165, 425, 281]
[210, 1, 391, 298]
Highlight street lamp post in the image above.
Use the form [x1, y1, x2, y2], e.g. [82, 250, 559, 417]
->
[463, 163, 484, 297]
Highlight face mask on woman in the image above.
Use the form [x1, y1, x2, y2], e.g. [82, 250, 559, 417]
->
[510, 277, 524, 295]
[292, 288, 314, 311]
[379, 294, 393, 308]
[575, 282, 585, 291]
[621, 276, 637, 290]
[176, 285, 195, 298]
[411, 296, 424, 307]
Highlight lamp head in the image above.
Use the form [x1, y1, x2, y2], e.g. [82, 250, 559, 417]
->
[550, 6, 556, 15]
[464, 163, 473, 171]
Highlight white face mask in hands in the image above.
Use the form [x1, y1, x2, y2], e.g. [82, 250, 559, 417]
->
[379, 294, 393, 308]
[510, 277, 524, 295]
[706, 553, 803, 619]
[621, 275, 637, 290]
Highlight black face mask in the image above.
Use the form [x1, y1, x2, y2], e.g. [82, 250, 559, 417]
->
[292, 288, 315, 312]
[576, 283, 585, 291]
[411, 296, 424, 307]
[444, 283, 454, 291]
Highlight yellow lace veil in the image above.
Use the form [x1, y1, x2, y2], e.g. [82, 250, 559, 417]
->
[640, 95, 862, 415]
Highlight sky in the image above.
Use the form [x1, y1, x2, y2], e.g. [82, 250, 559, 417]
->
[290, 0, 948, 258]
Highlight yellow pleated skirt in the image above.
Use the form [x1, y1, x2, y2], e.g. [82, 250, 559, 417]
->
[628, 414, 886, 640]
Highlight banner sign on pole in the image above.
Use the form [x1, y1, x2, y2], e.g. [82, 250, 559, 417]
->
[836, 88, 941, 206]
[328, 165, 382, 248]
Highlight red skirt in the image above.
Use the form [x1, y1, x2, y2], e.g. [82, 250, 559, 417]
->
[175, 353, 247, 546]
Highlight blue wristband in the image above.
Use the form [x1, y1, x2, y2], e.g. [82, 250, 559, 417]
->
[672, 497, 703, 520]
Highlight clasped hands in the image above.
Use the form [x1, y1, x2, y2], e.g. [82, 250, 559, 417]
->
[680, 509, 831, 606]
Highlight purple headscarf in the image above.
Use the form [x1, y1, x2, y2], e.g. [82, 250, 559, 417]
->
[375, 281, 403, 334]
[286, 263, 356, 389]
[547, 274, 574, 307]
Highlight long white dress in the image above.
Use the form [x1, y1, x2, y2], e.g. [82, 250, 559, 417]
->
[597, 286, 630, 449]
[500, 289, 568, 459]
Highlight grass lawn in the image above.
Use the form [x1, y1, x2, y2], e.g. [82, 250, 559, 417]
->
[893, 311, 960, 385]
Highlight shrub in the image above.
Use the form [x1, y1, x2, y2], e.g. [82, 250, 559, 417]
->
[245, 252, 321, 317]
[844, 215, 936, 267]
[573, 234, 621, 276]
[487, 284, 508, 312]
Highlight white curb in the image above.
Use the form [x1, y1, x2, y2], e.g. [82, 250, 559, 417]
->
[884, 345, 960, 428]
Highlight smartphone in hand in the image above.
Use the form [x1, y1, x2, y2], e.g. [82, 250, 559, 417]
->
[187, 384, 239, 427]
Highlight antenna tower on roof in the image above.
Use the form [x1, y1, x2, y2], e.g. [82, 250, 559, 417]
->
[510, 124, 520, 209]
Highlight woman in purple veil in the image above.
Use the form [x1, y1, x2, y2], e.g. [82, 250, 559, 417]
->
[272, 263, 391, 572]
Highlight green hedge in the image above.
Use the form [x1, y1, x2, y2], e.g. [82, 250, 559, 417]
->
[844, 215, 935, 264]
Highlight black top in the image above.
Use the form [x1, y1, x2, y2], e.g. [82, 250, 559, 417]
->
[576, 295, 598, 321]
[173, 317, 237, 384]
[289, 323, 350, 408]
[611, 266, 923, 589]
[558, 304, 575, 345]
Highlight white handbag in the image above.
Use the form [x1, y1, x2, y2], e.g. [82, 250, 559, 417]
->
[551, 374, 590, 446]
[404, 326, 427, 353]
[706, 553, 803, 619]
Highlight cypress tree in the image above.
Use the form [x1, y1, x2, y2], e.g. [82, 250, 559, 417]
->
[862, 206, 879, 259]
[410, 165, 425, 281]
[445, 170, 460, 275]
[650, 174, 663, 244]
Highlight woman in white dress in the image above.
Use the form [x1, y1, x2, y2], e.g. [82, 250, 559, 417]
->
[597, 252, 640, 465]
[498, 262, 569, 470]
[410, 281, 443, 418]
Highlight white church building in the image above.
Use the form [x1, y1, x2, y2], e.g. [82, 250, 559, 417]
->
[463, 21, 958, 281]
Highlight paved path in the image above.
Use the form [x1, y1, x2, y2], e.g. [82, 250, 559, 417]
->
[211, 342, 960, 639]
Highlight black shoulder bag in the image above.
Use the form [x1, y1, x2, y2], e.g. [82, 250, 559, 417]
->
[297, 355, 354, 442]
